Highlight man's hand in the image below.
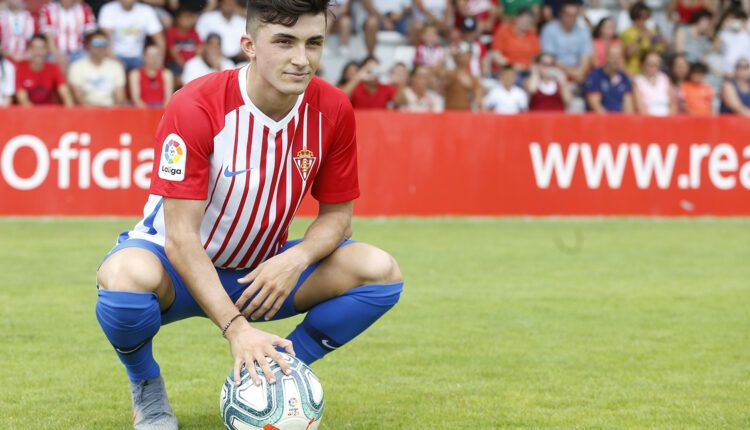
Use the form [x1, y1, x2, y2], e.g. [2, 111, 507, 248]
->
[225, 320, 295, 386]
[234, 248, 310, 321]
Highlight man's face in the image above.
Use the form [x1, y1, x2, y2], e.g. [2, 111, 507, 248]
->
[177, 11, 198, 29]
[204, 37, 222, 61]
[605, 46, 624, 69]
[220, 0, 236, 16]
[560, 5, 579, 30]
[120, 0, 137, 9]
[245, 13, 326, 96]
[516, 14, 533, 32]
[500, 69, 516, 87]
[89, 36, 109, 59]
[28, 39, 48, 62]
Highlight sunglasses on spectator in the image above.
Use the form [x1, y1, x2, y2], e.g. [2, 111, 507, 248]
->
[90, 39, 109, 48]
[737, 63, 750, 70]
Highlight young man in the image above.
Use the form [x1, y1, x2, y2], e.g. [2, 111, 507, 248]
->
[94, 1, 404, 429]
[15, 34, 75, 107]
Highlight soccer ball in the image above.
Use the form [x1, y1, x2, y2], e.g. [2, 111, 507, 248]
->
[220, 353, 324, 430]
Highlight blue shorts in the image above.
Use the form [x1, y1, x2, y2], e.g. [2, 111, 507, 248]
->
[103, 238, 355, 325]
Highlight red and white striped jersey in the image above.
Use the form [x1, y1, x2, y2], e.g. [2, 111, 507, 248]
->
[125, 66, 359, 270]
[0, 9, 35, 60]
[39, 1, 96, 54]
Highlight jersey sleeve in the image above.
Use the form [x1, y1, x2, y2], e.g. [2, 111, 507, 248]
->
[149, 96, 214, 200]
[311, 99, 360, 203]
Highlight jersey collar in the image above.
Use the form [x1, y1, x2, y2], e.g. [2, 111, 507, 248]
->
[238, 65, 304, 133]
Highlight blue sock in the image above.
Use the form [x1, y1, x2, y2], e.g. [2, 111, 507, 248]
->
[287, 282, 403, 364]
[95, 290, 162, 383]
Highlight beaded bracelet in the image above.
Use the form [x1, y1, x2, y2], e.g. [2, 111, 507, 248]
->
[222, 313, 244, 338]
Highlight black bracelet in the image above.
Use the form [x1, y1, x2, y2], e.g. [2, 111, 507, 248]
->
[222, 313, 244, 338]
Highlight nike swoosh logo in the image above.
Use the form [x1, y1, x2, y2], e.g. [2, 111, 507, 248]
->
[224, 165, 253, 177]
[321, 339, 339, 350]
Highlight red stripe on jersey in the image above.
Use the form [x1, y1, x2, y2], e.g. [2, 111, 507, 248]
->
[239, 128, 288, 269]
[221, 123, 271, 266]
[203, 109, 241, 249]
[204, 165, 224, 214]
[248, 120, 296, 267]
[212, 113, 257, 263]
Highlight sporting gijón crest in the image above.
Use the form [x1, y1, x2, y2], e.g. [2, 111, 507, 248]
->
[294, 148, 316, 181]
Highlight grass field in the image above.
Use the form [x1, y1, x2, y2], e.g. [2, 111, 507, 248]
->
[1, 217, 749, 429]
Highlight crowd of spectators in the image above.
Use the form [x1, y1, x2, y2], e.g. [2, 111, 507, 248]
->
[0, 0, 748, 116]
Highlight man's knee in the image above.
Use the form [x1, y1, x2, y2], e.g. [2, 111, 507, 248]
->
[351, 244, 403, 286]
[97, 248, 169, 294]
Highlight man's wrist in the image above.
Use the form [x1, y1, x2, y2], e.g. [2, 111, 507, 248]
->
[223, 315, 250, 339]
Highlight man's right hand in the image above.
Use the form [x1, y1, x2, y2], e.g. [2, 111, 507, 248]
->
[225, 320, 295, 387]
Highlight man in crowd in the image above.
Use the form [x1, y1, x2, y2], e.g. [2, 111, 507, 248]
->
[583, 45, 633, 113]
[196, 0, 246, 63]
[540, 0, 592, 83]
[0, 0, 35, 63]
[68, 30, 126, 106]
[98, 0, 165, 71]
[39, 0, 97, 68]
[181, 33, 234, 84]
[346, 56, 398, 109]
[15, 34, 74, 106]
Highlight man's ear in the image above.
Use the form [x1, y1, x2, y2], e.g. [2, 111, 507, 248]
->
[240, 33, 256, 61]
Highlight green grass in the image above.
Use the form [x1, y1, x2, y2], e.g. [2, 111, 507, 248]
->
[1, 217, 749, 429]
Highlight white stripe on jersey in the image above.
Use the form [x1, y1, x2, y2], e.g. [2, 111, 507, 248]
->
[0, 10, 34, 59]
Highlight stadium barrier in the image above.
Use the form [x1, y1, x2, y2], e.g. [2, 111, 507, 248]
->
[1, 107, 749, 216]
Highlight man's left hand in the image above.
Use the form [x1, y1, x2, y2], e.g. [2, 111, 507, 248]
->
[234, 248, 309, 321]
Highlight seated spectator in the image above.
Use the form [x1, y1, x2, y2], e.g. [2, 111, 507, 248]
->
[389, 62, 410, 91]
[39, 0, 97, 68]
[490, 8, 540, 72]
[719, 58, 750, 115]
[195, 0, 245, 63]
[455, 0, 501, 34]
[414, 24, 447, 69]
[67, 31, 126, 106]
[128, 45, 174, 107]
[525, 52, 572, 111]
[348, 56, 398, 109]
[540, 0, 593, 83]
[484, 65, 529, 114]
[337, 61, 360, 91]
[328, 0, 353, 54]
[670, 53, 690, 112]
[15, 34, 74, 107]
[620, 2, 667, 75]
[592, 17, 620, 68]
[0, 47, 15, 106]
[444, 42, 484, 110]
[401, 64, 445, 112]
[98, 0, 165, 72]
[674, 9, 713, 64]
[717, 8, 750, 77]
[455, 16, 488, 78]
[362, 0, 412, 55]
[181, 33, 234, 85]
[583, 45, 634, 113]
[0, 0, 35, 63]
[633, 51, 676, 115]
[680, 61, 714, 115]
[412, 0, 453, 35]
[166, 7, 201, 79]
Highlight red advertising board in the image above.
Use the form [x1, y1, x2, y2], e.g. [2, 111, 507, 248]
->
[1, 107, 748, 216]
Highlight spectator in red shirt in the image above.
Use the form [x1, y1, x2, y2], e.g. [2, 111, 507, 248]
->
[128, 44, 174, 107]
[165, 7, 201, 79]
[346, 56, 398, 109]
[490, 7, 540, 72]
[15, 34, 74, 106]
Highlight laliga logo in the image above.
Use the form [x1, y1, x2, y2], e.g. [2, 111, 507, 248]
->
[0, 132, 154, 190]
[163, 140, 183, 165]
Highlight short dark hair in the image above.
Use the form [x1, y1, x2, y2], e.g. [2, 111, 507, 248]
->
[689, 8, 713, 24]
[689, 61, 709, 76]
[29, 33, 47, 45]
[246, 0, 330, 33]
[629, 2, 651, 21]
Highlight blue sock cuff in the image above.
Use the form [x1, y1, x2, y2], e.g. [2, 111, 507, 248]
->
[341, 282, 403, 304]
[95, 289, 161, 350]
[97, 289, 159, 309]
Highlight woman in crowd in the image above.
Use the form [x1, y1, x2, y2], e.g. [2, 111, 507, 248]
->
[337, 61, 360, 91]
[674, 9, 715, 63]
[634, 51, 677, 115]
[128, 45, 174, 108]
[720, 58, 750, 115]
[525, 52, 572, 111]
[592, 17, 621, 68]
[669, 53, 691, 112]
[401, 64, 445, 112]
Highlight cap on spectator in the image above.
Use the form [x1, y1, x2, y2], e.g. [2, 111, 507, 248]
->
[461, 17, 477, 33]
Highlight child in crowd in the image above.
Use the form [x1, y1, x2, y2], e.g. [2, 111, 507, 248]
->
[165, 7, 201, 79]
[680, 62, 714, 115]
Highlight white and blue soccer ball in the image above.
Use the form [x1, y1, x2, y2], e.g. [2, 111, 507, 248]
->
[220, 353, 324, 430]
